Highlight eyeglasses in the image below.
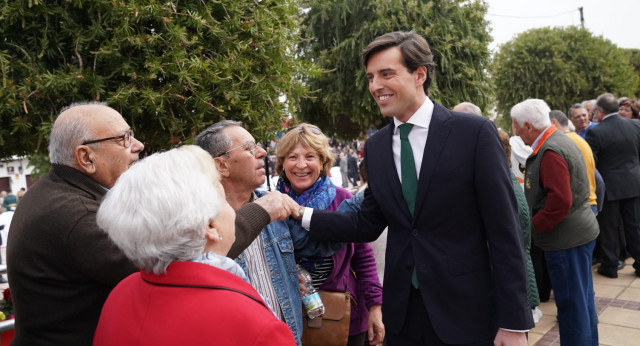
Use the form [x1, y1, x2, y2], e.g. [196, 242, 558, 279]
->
[82, 130, 134, 148]
[285, 124, 323, 135]
[217, 141, 263, 157]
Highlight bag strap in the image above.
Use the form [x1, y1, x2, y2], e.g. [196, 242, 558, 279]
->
[142, 277, 270, 312]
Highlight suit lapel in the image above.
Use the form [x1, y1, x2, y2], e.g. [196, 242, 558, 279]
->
[414, 103, 452, 217]
[379, 122, 408, 214]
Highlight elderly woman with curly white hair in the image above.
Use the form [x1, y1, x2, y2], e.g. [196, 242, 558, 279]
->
[93, 145, 295, 345]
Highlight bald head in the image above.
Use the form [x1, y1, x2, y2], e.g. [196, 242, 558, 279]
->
[49, 102, 106, 165]
[453, 102, 482, 116]
[49, 102, 144, 188]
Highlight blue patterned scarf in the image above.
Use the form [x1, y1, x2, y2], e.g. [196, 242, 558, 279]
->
[277, 175, 337, 275]
[276, 174, 336, 210]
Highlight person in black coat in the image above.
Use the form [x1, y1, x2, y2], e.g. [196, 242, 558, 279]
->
[586, 93, 640, 278]
[347, 150, 359, 187]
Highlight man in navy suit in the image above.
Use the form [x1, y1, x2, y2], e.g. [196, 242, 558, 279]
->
[586, 93, 640, 279]
[295, 31, 533, 345]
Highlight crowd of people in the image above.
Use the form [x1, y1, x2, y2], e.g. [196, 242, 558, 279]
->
[0, 189, 24, 213]
[3, 30, 640, 346]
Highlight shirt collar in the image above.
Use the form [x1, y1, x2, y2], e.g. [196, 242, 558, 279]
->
[393, 97, 434, 133]
[602, 113, 617, 121]
[531, 125, 553, 152]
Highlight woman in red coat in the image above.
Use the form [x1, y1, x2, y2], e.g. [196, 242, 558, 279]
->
[93, 145, 296, 346]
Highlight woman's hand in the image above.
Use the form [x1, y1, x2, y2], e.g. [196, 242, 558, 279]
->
[367, 304, 384, 345]
[298, 272, 306, 295]
[281, 195, 304, 220]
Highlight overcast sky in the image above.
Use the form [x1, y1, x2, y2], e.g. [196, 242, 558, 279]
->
[485, 0, 639, 52]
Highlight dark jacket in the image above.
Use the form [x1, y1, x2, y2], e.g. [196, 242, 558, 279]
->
[309, 102, 533, 344]
[524, 130, 599, 251]
[347, 154, 358, 177]
[585, 114, 640, 201]
[7, 164, 137, 345]
[7, 164, 272, 345]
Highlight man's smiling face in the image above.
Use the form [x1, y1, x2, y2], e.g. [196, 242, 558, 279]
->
[366, 46, 426, 123]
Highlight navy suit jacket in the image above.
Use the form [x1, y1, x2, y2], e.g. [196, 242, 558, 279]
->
[585, 114, 640, 201]
[309, 102, 533, 343]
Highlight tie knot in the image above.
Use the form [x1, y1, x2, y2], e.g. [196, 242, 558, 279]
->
[399, 123, 414, 140]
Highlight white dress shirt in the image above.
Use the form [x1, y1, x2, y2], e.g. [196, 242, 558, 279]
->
[392, 98, 433, 181]
[302, 98, 434, 228]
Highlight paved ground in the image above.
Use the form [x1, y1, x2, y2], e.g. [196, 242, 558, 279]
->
[530, 258, 640, 346]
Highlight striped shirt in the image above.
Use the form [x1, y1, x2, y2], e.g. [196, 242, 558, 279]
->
[298, 257, 334, 290]
[243, 195, 283, 320]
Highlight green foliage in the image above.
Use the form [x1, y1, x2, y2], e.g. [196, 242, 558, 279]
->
[25, 152, 51, 176]
[622, 48, 640, 97]
[0, 0, 311, 159]
[493, 26, 640, 122]
[296, 0, 493, 138]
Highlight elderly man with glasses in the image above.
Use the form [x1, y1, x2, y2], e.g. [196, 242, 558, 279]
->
[196, 121, 342, 345]
[7, 103, 295, 346]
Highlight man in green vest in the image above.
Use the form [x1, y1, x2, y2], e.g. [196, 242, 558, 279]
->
[511, 99, 599, 346]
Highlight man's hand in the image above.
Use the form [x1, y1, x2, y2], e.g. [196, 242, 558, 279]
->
[367, 305, 385, 345]
[494, 329, 527, 346]
[254, 191, 291, 222]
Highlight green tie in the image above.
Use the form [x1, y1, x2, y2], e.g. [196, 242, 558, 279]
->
[399, 123, 419, 288]
[399, 123, 417, 216]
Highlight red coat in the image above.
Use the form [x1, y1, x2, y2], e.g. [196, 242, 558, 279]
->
[94, 261, 296, 346]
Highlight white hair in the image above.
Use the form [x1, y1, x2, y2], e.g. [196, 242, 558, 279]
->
[97, 145, 222, 274]
[581, 99, 596, 108]
[453, 102, 482, 116]
[510, 99, 552, 130]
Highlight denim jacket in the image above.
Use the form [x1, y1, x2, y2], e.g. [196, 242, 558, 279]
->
[234, 190, 343, 345]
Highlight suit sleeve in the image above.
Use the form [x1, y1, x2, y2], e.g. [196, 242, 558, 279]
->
[474, 121, 534, 331]
[585, 129, 599, 164]
[308, 144, 388, 243]
[309, 185, 387, 243]
[287, 216, 345, 257]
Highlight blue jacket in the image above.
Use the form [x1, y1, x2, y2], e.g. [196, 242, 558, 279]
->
[235, 190, 343, 345]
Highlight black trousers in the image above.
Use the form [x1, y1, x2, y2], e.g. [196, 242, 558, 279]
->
[598, 197, 640, 271]
[386, 287, 494, 346]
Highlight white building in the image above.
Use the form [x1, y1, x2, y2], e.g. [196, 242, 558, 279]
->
[0, 156, 37, 194]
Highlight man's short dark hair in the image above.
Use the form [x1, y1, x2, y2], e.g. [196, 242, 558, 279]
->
[549, 110, 569, 127]
[596, 93, 619, 114]
[362, 31, 436, 96]
[195, 120, 243, 158]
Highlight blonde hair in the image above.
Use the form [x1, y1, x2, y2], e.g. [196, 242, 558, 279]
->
[275, 123, 334, 179]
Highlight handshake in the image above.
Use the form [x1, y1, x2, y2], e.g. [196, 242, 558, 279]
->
[254, 191, 305, 221]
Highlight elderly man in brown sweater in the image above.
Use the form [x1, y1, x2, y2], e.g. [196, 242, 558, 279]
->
[8, 102, 293, 345]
